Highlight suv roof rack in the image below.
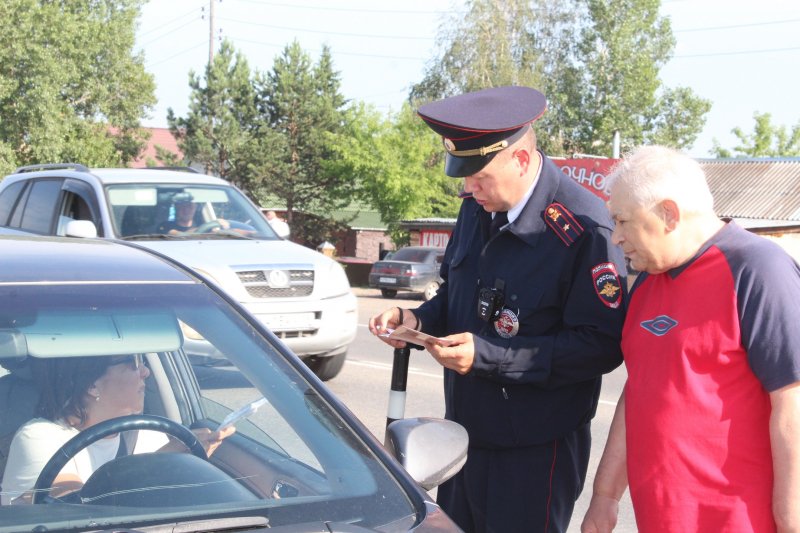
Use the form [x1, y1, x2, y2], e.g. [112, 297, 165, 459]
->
[14, 163, 90, 174]
[150, 166, 200, 174]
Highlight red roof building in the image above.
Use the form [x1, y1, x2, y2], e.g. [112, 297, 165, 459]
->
[130, 127, 183, 168]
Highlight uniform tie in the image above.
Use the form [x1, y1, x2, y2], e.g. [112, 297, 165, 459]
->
[490, 211, 508, 238]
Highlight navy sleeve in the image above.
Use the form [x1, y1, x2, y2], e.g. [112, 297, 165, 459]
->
[730, 235, 800, 392]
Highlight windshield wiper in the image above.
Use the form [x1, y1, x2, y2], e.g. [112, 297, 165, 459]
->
[126, 515, 269, 532]
[121, 232, 255, 241]
[121, 234, 181, 241]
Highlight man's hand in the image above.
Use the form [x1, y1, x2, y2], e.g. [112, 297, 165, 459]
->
[581, 493, 619, 533]
[368, 307, 418, 349]
[425, 332, 474, 374]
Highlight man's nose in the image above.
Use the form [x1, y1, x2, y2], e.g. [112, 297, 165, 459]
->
[463, 176, 477, 193]
[140, 363, 151, 378]
[611, 224, 623, 245]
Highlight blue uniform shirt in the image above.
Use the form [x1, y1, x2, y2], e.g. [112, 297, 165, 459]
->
[414, 154, 627, 448]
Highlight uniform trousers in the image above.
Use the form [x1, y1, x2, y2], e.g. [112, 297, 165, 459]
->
[436, 423, 591, 533]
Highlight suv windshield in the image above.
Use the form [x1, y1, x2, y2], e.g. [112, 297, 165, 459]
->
[107, 184, 278, 239]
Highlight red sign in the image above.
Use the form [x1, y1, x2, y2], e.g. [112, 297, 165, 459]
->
[420, 230, 450, 248]
[552, 158, 619, 201]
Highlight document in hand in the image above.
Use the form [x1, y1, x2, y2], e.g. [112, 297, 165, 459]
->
[380, 325, 456, 346]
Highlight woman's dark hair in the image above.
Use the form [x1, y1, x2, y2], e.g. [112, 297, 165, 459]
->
[30, 356, 113, 426]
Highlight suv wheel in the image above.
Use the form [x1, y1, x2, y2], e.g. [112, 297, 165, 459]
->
[305, 351, 347, 381]
[380, 289, 397, 299]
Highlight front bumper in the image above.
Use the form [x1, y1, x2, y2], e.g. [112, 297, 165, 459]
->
[244, 291, 358, 358]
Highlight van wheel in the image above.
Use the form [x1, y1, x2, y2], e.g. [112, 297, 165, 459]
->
[306, 351, 347, 381]
[423, 282, 440, 301]
[380, 289, 397, 298]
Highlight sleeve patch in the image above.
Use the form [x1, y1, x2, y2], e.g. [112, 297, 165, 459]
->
[544, 202, 584, 246]
[592, 262, 622, 309]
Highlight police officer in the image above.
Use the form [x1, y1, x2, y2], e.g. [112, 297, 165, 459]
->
[369, 86, 626, 532]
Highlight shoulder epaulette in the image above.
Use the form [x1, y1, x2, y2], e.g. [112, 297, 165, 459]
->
[543, 202, 584, 246]
[459, 191, 473, 199]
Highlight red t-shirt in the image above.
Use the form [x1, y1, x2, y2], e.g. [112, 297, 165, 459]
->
[623, 223, 800, 532]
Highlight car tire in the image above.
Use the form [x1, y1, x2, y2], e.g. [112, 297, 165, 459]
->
[381, 288, 398, 298]
[423, 281, 440, 301]
[306, 351, 347, 381]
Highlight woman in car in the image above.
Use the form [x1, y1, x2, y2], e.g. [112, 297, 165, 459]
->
[1, 354, 233, 504]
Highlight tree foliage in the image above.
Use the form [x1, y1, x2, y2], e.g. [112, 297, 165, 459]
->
[711, 112, 800, 158]
[411, 0, 710, 156]
[167, 40, 257, 187]
[249, 42, 352, 226]
[0, 0, 155, 173]
[328, 103, 462, 241]
[171, 40, 356, 245]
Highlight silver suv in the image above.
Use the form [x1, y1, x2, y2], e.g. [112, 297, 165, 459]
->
[0, 164, 357, 380]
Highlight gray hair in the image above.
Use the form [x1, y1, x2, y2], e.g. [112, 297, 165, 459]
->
[608, 145, 714, 214]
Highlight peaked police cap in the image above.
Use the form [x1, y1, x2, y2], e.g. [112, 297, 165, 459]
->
[417, 86, 547, 177]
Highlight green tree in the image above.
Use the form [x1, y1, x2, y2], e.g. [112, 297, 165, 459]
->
[578, 0, 709, 153]
[0, 0, 155, 173]
[412, 0, 710, 156]
[411, 0, 581, 155]
[250, 42, 353, 229]
[328, 103, 462, 243]
[711, 112, 800, 158]
[167, 40, 258, 187]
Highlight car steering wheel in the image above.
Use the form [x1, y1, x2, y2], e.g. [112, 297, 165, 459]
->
[193, 220, 257, 234]
[193, 220, 222, 233]
[32, 414, 207, 504]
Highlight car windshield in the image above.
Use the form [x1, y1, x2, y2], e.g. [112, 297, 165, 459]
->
[106, 183, 278, 240]
[0, 282, 418, 531]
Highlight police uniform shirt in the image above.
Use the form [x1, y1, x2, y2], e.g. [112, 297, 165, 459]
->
[413, 153, 627, 448]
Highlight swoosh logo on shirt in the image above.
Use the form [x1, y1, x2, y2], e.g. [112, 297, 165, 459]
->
[640, 315, 678, 336]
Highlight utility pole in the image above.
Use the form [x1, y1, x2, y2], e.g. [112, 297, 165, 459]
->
[206, 0, 215, 176]
[208, 0, 215, 65]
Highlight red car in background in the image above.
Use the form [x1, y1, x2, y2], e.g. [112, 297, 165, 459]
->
[369, 246, 445, 301]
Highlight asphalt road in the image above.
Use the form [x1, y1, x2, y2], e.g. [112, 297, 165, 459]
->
[325, 287, 637, 532]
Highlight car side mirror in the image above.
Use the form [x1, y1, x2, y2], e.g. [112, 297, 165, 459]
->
[385, 417, 468, 490]
[65, 219, 98, 238]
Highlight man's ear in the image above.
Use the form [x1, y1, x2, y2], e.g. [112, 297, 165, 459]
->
[660, 199, 680, 231]
[512, 147, 531, 176]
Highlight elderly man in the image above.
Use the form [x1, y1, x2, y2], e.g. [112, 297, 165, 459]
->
[369, 86, 626, 532]
[581, 146, 800, 532]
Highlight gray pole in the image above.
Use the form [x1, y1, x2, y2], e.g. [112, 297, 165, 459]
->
[208, 0, 215, 64]
[386, 346, 411, 430]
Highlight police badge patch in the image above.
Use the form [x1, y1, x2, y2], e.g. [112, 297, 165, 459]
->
[591, 263, 622, 309]
[494, 308, 520, 338]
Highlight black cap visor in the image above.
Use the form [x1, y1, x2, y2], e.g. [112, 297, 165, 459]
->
[444, 151, 501, 177]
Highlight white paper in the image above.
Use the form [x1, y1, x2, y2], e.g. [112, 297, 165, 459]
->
[217, 397, 268, 431]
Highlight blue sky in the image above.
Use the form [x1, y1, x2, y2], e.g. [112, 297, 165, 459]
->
[136, 0, 800, 158]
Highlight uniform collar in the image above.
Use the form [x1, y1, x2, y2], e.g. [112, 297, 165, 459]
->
[505, 153, 543, 224]
[469, 153, 561, 249]
[505, 153, 561, 248]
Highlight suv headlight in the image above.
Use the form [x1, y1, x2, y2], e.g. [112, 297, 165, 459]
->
[320, 260, 352, 299]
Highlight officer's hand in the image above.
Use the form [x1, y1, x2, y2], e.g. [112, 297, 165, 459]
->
[425, 332, 474, 374]
[369, 307, 415, 349]
[580, 493, 619, 533]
